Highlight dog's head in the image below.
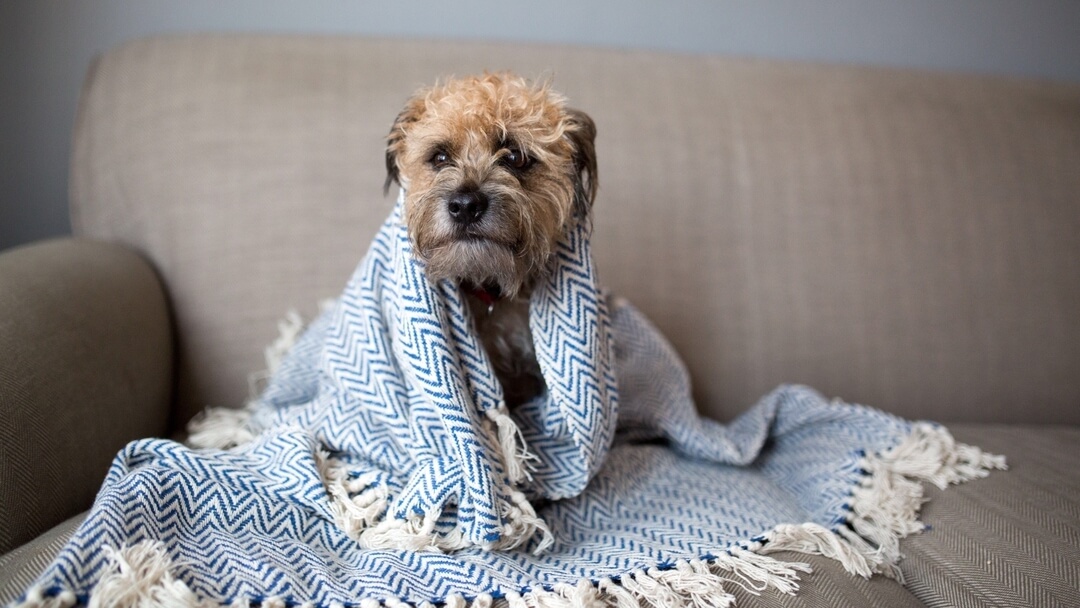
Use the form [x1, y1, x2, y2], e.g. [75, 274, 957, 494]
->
[385, 72, 597, 298]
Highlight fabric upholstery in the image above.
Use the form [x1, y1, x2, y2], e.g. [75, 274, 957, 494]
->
[0, 239, 173, 553]
[901, 424, 1080, 608]
[0, 514, 85, 605]
[70, 35, 1080, 427]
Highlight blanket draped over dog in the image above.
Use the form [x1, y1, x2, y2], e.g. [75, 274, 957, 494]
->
[18, 193, 1005, 608]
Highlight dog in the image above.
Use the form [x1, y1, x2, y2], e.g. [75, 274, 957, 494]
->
[383, 72, 598, 408]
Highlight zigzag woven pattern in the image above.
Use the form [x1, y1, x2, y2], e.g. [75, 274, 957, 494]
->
[17, 193, 1003, 607]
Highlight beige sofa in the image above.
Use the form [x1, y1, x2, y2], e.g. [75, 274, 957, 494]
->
[2, 35, 1078, 606]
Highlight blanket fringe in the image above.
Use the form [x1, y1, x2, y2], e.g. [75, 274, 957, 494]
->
[515, 550, 809, 608]
[355, 488, 554, 555]
[486, 407, 539, 486]
[357, 515, 449, 553]
[11, 589, 75, 608]
[186, 404, 258, 450]
[848, 422, 1006, 581]
[264, 310, 306, 377]
[17, 541, 213, 608]
[90, 542, 215, 608]
[14, 547, 805, 608]
[760, 522, 874, 578]
[500, 491, 555, 554]
[317, 450, 392, 540]
[244, 309, 307, 404]
[759, 423, 1005, 583]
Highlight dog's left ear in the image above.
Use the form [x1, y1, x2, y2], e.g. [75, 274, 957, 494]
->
[384, 95, 427, 195]
[564, 108, 598, 215]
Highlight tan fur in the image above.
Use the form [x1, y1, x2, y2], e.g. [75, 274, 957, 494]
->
[385, 72, 598, 406]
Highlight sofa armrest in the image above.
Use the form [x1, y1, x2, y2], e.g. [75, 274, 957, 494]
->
[0, 238, 173, 553]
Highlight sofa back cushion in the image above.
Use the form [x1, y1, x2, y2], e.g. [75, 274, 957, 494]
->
[72, 35, 1080, 427]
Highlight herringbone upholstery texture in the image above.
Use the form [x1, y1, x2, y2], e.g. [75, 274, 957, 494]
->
[0, 515, 85, 603]
[0, 240, 172, 553]
[901, 425, 1080, 608]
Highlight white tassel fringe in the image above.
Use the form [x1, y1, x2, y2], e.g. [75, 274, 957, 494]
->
[17, 542, 212, 608]
[317, 450, 392, 541]
[354, 488, 554, 555]
[760, 522, 875, 578]
[186, 405, 258, 450]
[485, 406, 539, 486]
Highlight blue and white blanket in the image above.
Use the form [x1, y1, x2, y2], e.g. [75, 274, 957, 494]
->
[18, 194, 1004, 608]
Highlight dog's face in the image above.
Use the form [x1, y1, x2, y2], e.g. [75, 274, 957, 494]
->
[385, 73, 597, 298]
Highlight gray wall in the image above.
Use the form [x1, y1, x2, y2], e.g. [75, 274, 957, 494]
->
[2, 0, 1079, 251]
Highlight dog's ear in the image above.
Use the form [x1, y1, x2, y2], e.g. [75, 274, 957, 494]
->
[384, 95, 426, 195]
[564, 108, 598, 215]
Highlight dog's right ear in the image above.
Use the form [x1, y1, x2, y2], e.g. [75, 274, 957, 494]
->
[384, 95, 426, 195]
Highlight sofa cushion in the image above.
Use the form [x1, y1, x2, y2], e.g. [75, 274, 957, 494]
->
[901, 424, 1080, 607]
[0, 513, 85, 605]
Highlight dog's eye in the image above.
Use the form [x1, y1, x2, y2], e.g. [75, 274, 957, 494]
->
[430, 151, 451, 170]
[503, 148, 530, 170]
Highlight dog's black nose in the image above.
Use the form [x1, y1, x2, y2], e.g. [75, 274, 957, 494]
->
[447, 191, 489, 226]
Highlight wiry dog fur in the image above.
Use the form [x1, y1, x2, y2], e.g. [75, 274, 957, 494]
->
[384, 73, 597, 406]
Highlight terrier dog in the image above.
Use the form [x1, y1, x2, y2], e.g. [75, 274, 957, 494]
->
[384, 73, 597, 408]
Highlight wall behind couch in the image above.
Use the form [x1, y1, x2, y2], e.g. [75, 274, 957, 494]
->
[2, 0, 1079, 251]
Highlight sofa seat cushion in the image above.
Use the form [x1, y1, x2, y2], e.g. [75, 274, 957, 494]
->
[0, 513, 85, 605]
[2, 424, 1074, 607]
[901, 424, 1080, 607]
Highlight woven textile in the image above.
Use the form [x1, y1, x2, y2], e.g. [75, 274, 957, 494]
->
[16, 195, 1004, 608]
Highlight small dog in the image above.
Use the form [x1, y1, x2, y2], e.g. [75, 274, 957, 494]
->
[384, 73, 597, 408]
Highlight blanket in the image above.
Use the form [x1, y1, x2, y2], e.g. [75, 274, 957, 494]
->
[16, 193, 1005, 608]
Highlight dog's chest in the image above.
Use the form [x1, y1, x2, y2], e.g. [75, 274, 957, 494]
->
[466, 295, 546, 408]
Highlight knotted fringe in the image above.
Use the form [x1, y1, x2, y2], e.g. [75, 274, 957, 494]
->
[353, 487, 554, 554]
[16, 544, 807, 608]
[761, 422, 1006, 583]
[33, 410, 1002, 607]
[17, 542, 214, 608]
[485, 407, 540, 486]
[186, 404, 259, 450]
[316, 450, 392, 541]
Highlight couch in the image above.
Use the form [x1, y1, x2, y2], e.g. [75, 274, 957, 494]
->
[1, 35, 1078, 607]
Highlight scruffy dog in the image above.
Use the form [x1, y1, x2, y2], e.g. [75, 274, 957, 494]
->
[384, 72, 597, 407]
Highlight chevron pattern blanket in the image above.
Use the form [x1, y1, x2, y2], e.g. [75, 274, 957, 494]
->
[17, 195, 1005, 608]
